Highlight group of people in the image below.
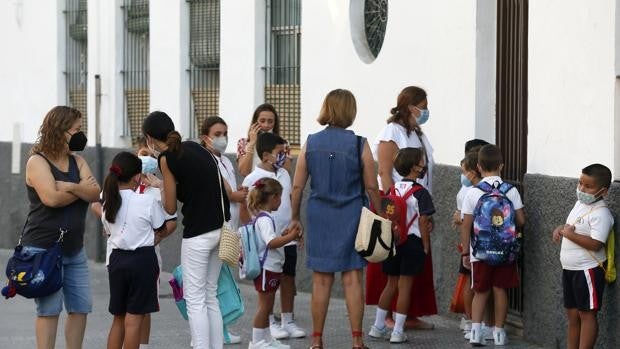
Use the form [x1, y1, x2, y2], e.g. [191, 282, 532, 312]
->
[17, 84, 614, 349]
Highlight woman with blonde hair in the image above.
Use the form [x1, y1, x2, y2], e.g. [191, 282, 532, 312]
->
[289, 89, 382, 349]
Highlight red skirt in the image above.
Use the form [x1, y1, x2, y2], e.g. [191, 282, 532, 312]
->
[365, 249, 437, 317]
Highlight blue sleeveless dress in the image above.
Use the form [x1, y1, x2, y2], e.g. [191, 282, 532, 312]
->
[305, 127, 367, 272]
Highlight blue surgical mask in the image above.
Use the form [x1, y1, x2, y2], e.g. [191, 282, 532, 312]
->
[460, 174, 472, 187]
[272, 152, 286, 170]
[139, 156, 158, 174]
[576, 188, 602, 205]
[415, 109, 430, 125]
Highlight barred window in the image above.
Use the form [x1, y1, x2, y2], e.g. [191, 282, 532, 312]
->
[122, 0, 150, 146]
[65, 0, 88, 131]
[265, 0, 301, 146]
[188, 0, 220, 138]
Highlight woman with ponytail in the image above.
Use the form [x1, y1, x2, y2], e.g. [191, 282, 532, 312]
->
[142, 111, 230, 349]
[101, 152, 171, 349]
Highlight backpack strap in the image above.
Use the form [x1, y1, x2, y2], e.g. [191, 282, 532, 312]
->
[476, 181, 493, 193]
[397, 183, 424, 233]
[253, 212, 276, 265]
[498, 182, 514, 194]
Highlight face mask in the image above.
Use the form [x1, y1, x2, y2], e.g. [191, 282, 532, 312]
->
[460, 174, 472, 187]
[272, 152, 286, 170]
[576, 188, 603, 205]
[67, 131, 87, 151]
[210, 136, 228, 153]
[418, 165, 428, 179]
[147, 138, 161, 158]
[415, 108, 430, 125]
[139, 156, 158, 174]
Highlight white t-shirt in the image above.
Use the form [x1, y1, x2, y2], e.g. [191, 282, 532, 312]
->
[461, 176, 524, 262]
[103, 189, 167, 251]
[242, 166, 295, 246]
[392, 180, 435, 238]
[456, 185, 470, 219]
[560, 200, 614, 270]
[216, 154, 240, 230]
[372, 122, 435, 194]
[255, 212, 285, 273]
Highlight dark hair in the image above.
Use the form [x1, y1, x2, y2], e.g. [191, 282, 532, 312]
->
[142, 111, 182, 154]
[582, 164, 612, 189]
[247, 177, 283, 214]
[102, 152, 142, 223]
[464, 139, 489, 153]
[387, 86, 427, 136]
[249, 104, 280, 136]
[462, 149, 482, 178]
[200, 116, 227, 147]
[256, 132, 286, 161]
[394, 147, 425, 177]
[477, 144, 503, 172]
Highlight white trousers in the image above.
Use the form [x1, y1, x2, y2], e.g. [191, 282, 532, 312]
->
[181, 229, 223, 349]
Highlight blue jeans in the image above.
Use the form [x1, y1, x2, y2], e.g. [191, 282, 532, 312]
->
[23, 246, 93, 316]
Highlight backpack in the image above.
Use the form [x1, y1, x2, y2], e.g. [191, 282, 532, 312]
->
[471, 181, 520, 265]
[380, 182, 423, 246]
[238, 212, 275, 280]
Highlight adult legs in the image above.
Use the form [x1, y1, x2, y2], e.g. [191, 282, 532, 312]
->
[310, 272, 334, 347]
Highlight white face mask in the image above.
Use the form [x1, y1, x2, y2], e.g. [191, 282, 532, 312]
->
[209, 136, 228, 153]
[147, 138, 161, 158]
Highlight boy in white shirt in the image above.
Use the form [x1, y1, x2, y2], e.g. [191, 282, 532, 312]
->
[552, 164, 614, 349]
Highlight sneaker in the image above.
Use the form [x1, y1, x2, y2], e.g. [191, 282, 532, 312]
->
[368, 325, 390, 339]
[460, 317, 472, 332]
[248, 340, 267, 349]
[270, 322, 290, 340]
[469, 327, 485, 346]
[389, 330, 408, 343]
[265, 339, 291, 349]
[494, 328, 508, 346]
[464, 330, 471, 340]
[224, 330, 242, 345]
[482, 325, 494, 341]
[282, 321, 307, 338]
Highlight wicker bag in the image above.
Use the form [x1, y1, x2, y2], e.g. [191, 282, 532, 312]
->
[212, 153, 240, 267]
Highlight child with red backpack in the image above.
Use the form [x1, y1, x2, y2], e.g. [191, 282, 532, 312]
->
[368, 147, 435, 343]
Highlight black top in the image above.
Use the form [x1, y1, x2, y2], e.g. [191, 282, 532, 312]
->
[162, 141, 230, 238]
[21, 154, 89, 255]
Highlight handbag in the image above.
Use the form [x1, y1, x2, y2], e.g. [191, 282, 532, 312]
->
[211, 152, 241, 267]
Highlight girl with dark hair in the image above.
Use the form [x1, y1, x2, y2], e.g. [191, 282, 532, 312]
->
[236, 103, 292, 177]
[102, 152, 170, 349]
[142, 111, 230, 349]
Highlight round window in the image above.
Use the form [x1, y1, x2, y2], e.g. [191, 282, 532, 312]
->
[350, 0, 388, 63]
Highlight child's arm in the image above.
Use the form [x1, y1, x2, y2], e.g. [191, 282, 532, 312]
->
[267, 228, 301, 249]
[460, 214, 474, 268]
[552, 224, 569, 243]
[154, 220, 177, 245]
[419, 215, 431, 254]
[560, 225, 605, 251]
[515, 207, 526, 229]
[452, 210, 462, 229]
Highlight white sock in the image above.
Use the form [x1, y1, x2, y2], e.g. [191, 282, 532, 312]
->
[252, 328, 265, 344]
[269, 314, 277, 325]
[494, 326, 504, 333]
[393, 312, 407, 333]
[373, 307, 388, 329]
[281, 312, 293, 325]
[263, 327, 273, 342]
[471, 322, 482, 332]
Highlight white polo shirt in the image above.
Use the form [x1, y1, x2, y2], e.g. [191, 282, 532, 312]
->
[255, 212, 285, 273]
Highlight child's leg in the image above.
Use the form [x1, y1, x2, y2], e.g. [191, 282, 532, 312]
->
[471, 290, 490, 323]
[491, 287, 507, 328]
[123, 313, 145, 349]
[253, 291, 277, 343]
[463, 275, 473, 320]
[566, 308, 580, 349]
[393, 275, 414, 333]
[577, 310, 598, 349]
[374, 276, 399, 329]
[280, 246, 297, 317]
[485, 290, 495, 326]
[107, 315, 125, 349]
[139, 314, 151, 345]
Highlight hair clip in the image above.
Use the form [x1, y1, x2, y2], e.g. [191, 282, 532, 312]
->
[253, 179, 265, 189]
[109, 164, 122, 177]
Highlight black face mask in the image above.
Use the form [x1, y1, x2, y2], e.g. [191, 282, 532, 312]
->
[418, 165, 428, 179]
[67, 131, 87, 151]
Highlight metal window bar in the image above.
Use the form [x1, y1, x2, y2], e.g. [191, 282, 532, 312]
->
[188, 0, 220, 139]
[496, 0, 528, 318]
[65, 0, 88, 131]
[122, 0, 150, 146]
[265, 0, 301, 146]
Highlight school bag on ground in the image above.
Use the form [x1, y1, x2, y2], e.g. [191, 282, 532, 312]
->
[380, 182, 423, 246]
[238, 212, 274, 280]
[471, 181, 520, 265]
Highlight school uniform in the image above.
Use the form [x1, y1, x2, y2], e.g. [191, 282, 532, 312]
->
[253, 212, 284, 293]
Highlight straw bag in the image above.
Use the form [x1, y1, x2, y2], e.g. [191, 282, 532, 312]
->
[212, 153, 240, 267]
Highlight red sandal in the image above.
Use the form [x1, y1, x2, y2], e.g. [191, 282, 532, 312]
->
[351, 331, 369, 349]
[309, 332, 323, 349]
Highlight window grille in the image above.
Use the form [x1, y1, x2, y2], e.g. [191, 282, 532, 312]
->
[496, 0, 528, 317]
[188, 0, 220, 138]
[65, 0, 88, 131]
[364, 0, 387, 59]
[265, 0, 301, 146]
[122, 0, 150, 146]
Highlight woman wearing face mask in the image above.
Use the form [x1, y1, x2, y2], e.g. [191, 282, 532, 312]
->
[366, 86, 438, 330]
[21, 106, 101, 349]
[236, 103, 292, 177]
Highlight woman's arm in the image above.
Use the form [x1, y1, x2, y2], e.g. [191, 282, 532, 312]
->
[57, 155, 100, 203]
[159, 156, 178, 215]
[237, 140, 254, 177]
[290, 144, 308, 222]
[26, 155, 79, 208]
[377, 140, 398, 192]
[362, 140, 383, 216]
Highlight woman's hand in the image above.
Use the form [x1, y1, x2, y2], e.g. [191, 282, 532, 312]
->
[143, 173, 163, 189]
[230, 187, 249, 203]
[55, 180, 76, 193]
[247, 123, 262, 144]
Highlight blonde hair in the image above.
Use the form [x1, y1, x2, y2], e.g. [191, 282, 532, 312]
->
[316, 89, 357, 128]
[247, 178, 283, 214]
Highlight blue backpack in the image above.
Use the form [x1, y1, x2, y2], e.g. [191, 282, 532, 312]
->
[471, 181, 520, 265]
[239, 212, 275, 280]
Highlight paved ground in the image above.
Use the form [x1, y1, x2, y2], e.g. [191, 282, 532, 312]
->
[0, 249, 545, 348]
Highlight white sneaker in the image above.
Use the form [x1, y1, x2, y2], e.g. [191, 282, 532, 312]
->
[482, 325, 494, 341]
[389, 330, 408, 343]
[224, 330, 242, 345]
[281, 321, 307, 338]
[494, 328, 508, 346]
[270, 322, 290, 340]
[265, 339, 291, 349]
[469, 327, 485, 346]
[464, 330, 471, 340]
[460, 317, 472, 331]
[248, 340, 267, 349]
[368, 325, 390, 339]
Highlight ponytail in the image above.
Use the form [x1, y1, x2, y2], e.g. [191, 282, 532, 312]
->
[247, 178, 282, 214]
[165, 130, 183, 155]
[103, 173, 122, 223]
[102, 151, 142, 223]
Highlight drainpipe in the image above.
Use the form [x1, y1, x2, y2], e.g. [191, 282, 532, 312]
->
[95, 74, 104, 262]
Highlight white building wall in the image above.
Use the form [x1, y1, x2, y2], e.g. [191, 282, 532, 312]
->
[529, 0, 617, 177]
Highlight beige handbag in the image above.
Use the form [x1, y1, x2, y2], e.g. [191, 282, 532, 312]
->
[212, 154, 240, 267]
[355, 207, 394, 263]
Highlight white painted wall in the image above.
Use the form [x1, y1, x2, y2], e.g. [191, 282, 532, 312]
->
[529, 0, 617, 177]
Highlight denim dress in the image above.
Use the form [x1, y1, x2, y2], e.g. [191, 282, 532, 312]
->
[305, 127, 368, 272]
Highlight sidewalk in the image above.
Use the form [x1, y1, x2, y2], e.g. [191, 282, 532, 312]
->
[0, 249, 544, 348]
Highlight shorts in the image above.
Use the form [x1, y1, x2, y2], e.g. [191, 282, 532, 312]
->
[563, 267, 605, 311]
[282, 245, 297, 277]
[30, 247, 93, 316]
[471, 260, 519, 292]
[108, 246, 160, 315]
[253, 269, 282, 293]
[382, 234, 426, 276]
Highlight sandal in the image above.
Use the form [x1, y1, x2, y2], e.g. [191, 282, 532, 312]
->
[351, 331, 368, 349]
[309, 346, 323, 349]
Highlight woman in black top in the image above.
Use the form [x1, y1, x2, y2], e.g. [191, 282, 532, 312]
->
[22, 106, 100, 349]
[142, 111, 230, 349]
